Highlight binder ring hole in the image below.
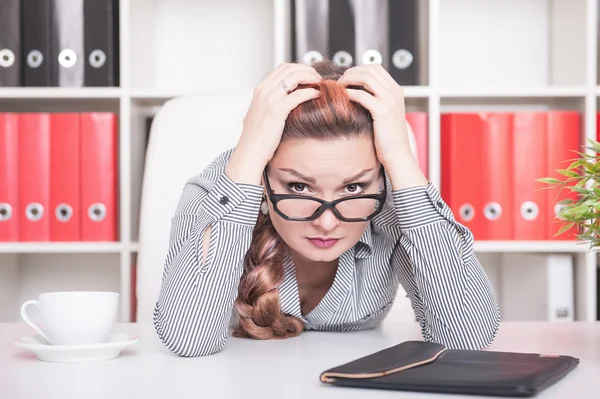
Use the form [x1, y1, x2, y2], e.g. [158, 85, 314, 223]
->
[89, 49, 106, 68]
[520, 201, 539, 221]
[333, 51, 353, 67]
[0, 49, 15, 68]
[459, 204, 475, 222]
[27, 50, 44, 68]
[88, 203, 107, 222]
[362, 49, 382, 65]
[0, 203, 12, 222]
[554, 203, 567, 220]
[484, 202, 502, 220]
[25, 203, 44, 222]
[55, 204, 73, 222]
[302, 50, 323, 65]
[59, 49, 77, 68]
[392, 49, 413, 70]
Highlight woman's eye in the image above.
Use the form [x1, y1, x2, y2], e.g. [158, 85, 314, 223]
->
[288, 183, 307, 193]
[345, 183, 366, 194]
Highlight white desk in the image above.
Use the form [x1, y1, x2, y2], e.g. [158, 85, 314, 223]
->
[2, 321, 599, 399]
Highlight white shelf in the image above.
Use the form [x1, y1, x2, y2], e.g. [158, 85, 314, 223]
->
[0, 86, 587, 101]
[0, 243, 126, 254]
[1, 0, 598, 324]
[131, 86, 432, 103]
[0, 88, 122, 99]
[439, 86, 589, 98]
[473, 241, 590, 254]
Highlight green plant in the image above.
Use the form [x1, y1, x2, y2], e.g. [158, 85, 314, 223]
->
[536, 138, 600, 250]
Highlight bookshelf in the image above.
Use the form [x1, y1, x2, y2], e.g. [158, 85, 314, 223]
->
[0, 0, 598, 324]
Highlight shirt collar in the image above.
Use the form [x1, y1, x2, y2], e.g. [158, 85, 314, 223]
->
[356, 222, 374, 259]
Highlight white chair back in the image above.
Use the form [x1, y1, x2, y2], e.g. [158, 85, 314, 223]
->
[136, 92, 252, 322]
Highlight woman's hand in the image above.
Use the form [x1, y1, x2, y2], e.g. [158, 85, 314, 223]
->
[338, 64, 428, 190]
[226, 63, 321, 185]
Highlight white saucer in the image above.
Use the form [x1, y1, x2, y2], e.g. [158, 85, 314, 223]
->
[14, 332, 141, 363]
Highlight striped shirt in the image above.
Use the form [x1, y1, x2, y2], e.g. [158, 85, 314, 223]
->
[153, 148, 501, 357]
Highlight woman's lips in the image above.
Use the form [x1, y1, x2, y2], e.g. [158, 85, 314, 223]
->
[307, 238, 340, 248]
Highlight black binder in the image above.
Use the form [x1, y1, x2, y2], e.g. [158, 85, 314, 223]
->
[328, 0, 355, 68]
[388, 0, 419, 85]
[291, 0, 329, 65]
[0, 0, 21, 86]
[320, 341, 579, 397]
[51, 0, 85, 87]
[83, 0, 119, 86]
[353, 0, 388, 67]
[21, 0, 52, 86]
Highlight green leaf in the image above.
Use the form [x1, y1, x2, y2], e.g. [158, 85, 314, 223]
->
[558, 199, 575, 205]
[568, 160, 584, 169]
[586, 139, 600, 153]
[559, 204, 593, 220]
[555, 222, 575, 236]
[535, 177, 562, 185]
[569, 187, 593, 195]
[572, 150, 597, 159]
[556, 169, 581, 178]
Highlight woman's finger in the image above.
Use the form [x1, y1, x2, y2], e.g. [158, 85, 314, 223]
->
[271, 64, 321, 94]
[278, 88, 320, 114]
[346, 88, 385, 116]
[338, 68, 394, 101]
[371, 63, 401, 88]
[272, 70, 322, 99]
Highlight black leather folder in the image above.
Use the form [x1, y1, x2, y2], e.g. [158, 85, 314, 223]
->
[328, 0, 355, 68]
[320, 341, 579, 397]
[0, 0, 21, 86]
[291, 0, 329, 65]
[388, 0, 419, 85]
[51, 0, 85, 86]
[22, 0, 52, 86]
[353, 0, 389, 67]
[83, 0, 119, 86]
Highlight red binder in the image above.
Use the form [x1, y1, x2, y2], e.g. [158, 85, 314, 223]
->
[545, 111, 581, 240]
[597, 112, 600, 142]
[18, 113, 51, 241]
[512, 112, 547, 240]
[0, 113, 19, 241]
[80, 113, 117, 241]
[50, 113, 80, 241]
[406, 112, 428, 178]
[441, 113, 513, 240]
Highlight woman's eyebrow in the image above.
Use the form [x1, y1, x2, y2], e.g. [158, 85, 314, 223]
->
[342, 168, 376, 184]
[277, 167, 376, 185]
[277, 168, 317, 184]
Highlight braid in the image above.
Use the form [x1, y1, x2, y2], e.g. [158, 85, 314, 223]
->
[232, 211, 304, 339]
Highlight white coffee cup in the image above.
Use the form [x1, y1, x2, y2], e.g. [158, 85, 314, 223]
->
[20, 291, 119, 345]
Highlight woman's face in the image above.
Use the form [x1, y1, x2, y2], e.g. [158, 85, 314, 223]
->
[264, 134, 381, 264]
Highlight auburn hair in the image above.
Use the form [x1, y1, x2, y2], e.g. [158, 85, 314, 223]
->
[231, 59, 374, 339]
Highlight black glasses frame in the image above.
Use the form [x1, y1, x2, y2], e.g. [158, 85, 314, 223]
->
[262, 166, 387, 222]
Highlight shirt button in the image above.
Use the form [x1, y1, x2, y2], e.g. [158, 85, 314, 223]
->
[219, 196, 229, 205]
[436, 200, 444, 208]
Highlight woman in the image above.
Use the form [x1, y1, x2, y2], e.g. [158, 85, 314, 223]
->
[153, 60, 500, 357]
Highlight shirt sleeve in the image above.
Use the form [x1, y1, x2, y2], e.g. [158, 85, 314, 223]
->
[391, 182, 501, 350]
[153, 149, 263, 357]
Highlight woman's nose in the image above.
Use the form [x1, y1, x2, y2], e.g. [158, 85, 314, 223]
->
[311, 208, 340, 231]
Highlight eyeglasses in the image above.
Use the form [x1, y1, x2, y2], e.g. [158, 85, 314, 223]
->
[262, 166, 387, 222]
